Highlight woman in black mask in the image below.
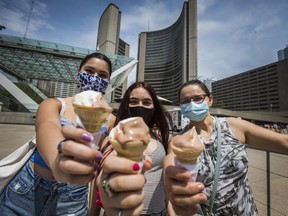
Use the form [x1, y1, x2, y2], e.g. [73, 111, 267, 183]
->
[115, 81, 172, 151]
[97, 81, 173, 215]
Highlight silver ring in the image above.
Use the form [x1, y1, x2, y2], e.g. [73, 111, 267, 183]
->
[101, 174, 115, 197]
[117, 209, 123, 216]
[57, 139, 68, 154]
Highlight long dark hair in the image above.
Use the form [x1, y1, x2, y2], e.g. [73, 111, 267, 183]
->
[78, 52, 112, 77]
[115, 82, 172, 152]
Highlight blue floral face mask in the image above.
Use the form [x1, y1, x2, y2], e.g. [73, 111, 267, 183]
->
[77, 72, 109, 93]
[181, 101, 209, 122]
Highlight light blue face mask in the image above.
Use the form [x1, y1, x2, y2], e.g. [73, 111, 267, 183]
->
[181, 101, 209, 122]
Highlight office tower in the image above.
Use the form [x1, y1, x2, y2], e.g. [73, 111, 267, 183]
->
[137, 0, 197, 104]
[97, 3, 130, 101]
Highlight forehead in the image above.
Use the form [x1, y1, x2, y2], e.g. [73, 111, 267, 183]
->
[130, 87, 151, 98]
[181, 84, 205, 98]
[82, 58, 109, 71]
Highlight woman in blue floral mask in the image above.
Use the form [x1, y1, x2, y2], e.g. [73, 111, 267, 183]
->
[0, 52, 115, 216]
[77, 52, 111, 93]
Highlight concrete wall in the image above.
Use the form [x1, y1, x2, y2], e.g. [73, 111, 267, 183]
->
[0, 112, 36, 125]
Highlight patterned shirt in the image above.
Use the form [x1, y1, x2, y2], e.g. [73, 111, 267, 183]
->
[181, 117, 258, 216]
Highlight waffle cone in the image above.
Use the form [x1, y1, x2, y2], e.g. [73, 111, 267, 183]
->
[73, 104, 111, 132]
[171, 145, 200, 164]
[110, 139, 148, 162]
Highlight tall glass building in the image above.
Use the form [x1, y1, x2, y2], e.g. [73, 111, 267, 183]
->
[137, 0, 197, 104]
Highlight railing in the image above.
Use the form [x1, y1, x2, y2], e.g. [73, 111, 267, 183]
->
[246, 146, 288, 216]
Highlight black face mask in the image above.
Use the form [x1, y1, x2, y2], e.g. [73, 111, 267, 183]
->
[129, 106, 155, 126]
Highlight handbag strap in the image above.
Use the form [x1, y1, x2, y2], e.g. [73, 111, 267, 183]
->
[199, 117, 221, 216]
[208, 117, 221, 215]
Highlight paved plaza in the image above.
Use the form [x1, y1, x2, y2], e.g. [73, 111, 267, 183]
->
[0, 124, 287, 215]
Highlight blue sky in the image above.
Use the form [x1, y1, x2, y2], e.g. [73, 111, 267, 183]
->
[1, 0, 288, 83]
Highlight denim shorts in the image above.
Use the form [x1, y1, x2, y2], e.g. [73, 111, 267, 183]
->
[0, 160, 88, 216]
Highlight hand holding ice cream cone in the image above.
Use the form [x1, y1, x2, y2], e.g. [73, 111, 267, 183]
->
[171, 126, 204, 181]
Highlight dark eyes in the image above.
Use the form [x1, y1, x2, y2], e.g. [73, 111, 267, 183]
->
[85, 69, 109, 80]
[129, 99, 153, 106]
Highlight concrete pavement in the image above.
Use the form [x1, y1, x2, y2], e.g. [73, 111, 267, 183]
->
[0, 124, 287, 215]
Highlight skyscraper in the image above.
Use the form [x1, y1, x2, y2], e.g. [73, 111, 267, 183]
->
[97, 3, 130, 101]
[137, 0, 197, 104]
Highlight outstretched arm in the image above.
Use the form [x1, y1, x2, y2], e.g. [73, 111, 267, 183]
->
[227, 117, 288, 154]
[35, 98, 101, 184]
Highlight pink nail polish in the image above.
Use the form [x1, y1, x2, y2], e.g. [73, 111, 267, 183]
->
[132, 163, 140, 171]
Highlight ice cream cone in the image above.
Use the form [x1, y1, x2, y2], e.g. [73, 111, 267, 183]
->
[172, 126, 204, 164]
[109, 117, 150, 162]
[110, 139, 148, 162]
[73, 104, 111, 132]
[72, 90, 113, 132]
[171, 145, 200, 164]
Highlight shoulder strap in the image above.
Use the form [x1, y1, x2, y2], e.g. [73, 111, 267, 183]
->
[208, 117, 222, 215]
[56, 98, 66, 117]
[198, 117, 222, 216]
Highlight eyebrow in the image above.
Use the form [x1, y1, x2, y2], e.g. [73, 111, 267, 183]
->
[84, 66, 109, 74]
[130, 97, 152, 101]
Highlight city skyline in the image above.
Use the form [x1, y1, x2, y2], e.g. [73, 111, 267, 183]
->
[1, 0, 288, 83]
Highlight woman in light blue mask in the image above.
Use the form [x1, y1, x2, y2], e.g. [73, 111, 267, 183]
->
[0, 52, 116, 216]
[163, 79, 288, 216]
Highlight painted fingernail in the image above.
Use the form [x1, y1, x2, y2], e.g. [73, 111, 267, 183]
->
[132, 163, 140, 171]
[82, 133, 93, 142]
[144, 177, 147, 183]
[96, 153, 103, 162]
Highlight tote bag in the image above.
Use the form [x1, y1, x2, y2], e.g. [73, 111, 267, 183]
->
[0, 135, 36, 194]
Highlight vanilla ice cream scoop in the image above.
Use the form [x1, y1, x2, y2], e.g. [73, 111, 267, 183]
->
[110, 117, 150, 162]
